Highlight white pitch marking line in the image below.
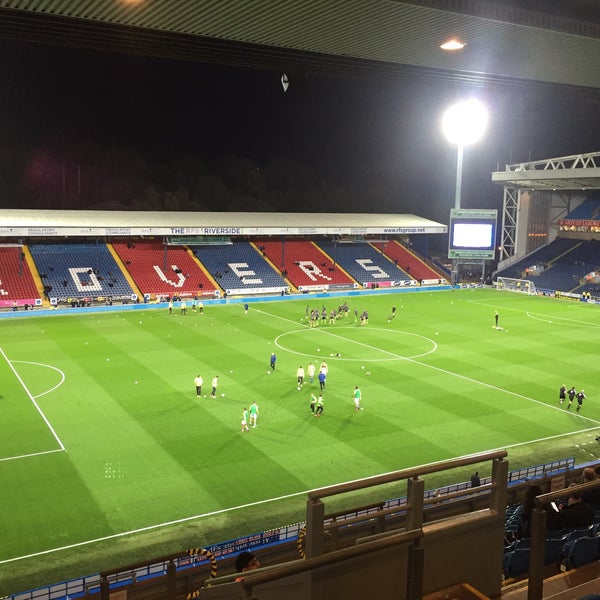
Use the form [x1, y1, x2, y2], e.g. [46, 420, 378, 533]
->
[0, 348, 65, 451]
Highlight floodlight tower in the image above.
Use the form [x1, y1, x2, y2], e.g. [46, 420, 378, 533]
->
[442, 98, 488, 283]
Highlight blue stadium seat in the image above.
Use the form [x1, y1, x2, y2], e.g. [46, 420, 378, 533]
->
[563, 525, 595, 543]
[560, 535, 600, 570]
[564, 199, 600, 220]
[544, 536, 567, 565]
[504, 537, 530, 554]
[503, 548, 530, 578]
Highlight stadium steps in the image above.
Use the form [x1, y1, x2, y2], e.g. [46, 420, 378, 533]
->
[424, 582, 491, 600]
[186, 246, 222, 292]
[106, 243, 143, 299]
[23, 245, 48, 304]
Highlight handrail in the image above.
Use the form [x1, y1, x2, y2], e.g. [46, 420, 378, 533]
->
[204, 528, 423, 589]
[309, 450, 507, 500]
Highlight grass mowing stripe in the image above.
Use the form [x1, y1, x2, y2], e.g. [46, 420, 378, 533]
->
[256, 307, 600, 427]
[1, 289, 599, 596]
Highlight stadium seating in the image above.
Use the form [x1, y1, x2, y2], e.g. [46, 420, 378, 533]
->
[544, 535, 568, 565]
[503, 548, 531, 578]
[112, 240, 216, 297]
[257, 239, 355, 289]
[564, 198, 600, 220]
[560, 535, 600, 570]
[29, 243, 134, 300]
[0, 246, 40, 304]
[191, 241, 286, 292]
[496, 238, 580, 281]
[316, 241, 412, 287]
[530, 240, 600, 293]
[496, 238, 600, 294]
[371, 240, 442, 281]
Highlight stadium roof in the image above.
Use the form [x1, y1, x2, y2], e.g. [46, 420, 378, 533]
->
[492, 151, 600, 191]
[0, 0, 599, 94]
[0, 210, 447, 238]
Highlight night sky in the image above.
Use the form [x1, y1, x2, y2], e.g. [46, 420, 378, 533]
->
[0, 36, 599, 225]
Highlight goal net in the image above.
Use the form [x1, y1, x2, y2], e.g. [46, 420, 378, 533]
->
[496, 277, 537, 295]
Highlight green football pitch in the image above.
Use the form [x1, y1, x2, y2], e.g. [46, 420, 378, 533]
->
[1, 288, 600, 595]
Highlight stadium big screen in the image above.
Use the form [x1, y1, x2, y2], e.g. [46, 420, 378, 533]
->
[448, 208, 497, 259]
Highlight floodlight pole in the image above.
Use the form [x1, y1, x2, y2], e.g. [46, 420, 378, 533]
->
[452, 145, 464, 285]
[454, 145, 464, 211]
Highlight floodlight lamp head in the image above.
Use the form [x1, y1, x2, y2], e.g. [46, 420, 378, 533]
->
[442, 99, 488, 146]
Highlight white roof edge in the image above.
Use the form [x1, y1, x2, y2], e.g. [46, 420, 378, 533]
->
[0, 210, 447, 237]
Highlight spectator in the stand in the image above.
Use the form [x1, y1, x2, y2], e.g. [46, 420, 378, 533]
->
[517, 484, 559, 537]
[234, 551, 260, 582]
[581, 467, 600, 509]
[556, 485, 595, 530]
[470, 471, 481, 487]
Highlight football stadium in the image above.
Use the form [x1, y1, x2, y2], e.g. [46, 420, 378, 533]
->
[2, 188, 600, 598]
[2, 1, 600, 599]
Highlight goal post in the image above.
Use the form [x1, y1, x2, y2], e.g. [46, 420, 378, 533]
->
[496, 277, 537, 295]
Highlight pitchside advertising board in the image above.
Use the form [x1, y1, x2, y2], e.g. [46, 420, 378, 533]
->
[448, 209, 497, 260]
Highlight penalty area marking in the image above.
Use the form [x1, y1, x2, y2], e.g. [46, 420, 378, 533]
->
[0, 348, 66, 454]
[12, 360, 66, 399]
